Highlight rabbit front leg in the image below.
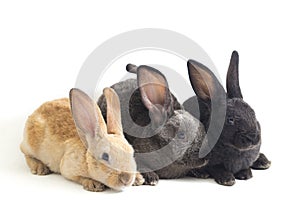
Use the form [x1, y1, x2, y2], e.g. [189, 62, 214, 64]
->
[60, 153, 106, 192]
[141, 171, 159, 186]
[135, 158, 159, 185]
[251, 153, 271, 170]
[133, 172, 145, 186]
[234, 168, 253, 180]
[207, 165, 235, 186]
[61, 167, 106, 192]
[79, 177, 106, 192]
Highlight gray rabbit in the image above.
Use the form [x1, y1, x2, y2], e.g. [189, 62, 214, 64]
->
[98, 64, 207, 185]
[184, 51, 271, 186]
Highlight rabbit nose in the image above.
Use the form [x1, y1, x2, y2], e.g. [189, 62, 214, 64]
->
[249, 132, 259, 141]
[244, 133, 259, 145]
[119, 172, 132, 186]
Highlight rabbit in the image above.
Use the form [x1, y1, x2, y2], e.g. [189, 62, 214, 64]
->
[20, 87, 144, 192]
[183, 51, 271, 186]
[98, 64, 208, 185]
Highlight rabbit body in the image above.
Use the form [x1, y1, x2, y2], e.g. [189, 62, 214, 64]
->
[21, 88, 141, 191]
[98, 66, 207, 185]
[184, 51, 271, 186]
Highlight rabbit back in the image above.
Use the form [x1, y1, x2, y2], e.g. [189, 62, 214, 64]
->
[21, 98, 81, 173]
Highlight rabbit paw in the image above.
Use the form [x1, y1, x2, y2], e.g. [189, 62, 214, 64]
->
[133, 172, 145, 186]
[188, 169, 210, 179]
[235, 168, 253, 180]
[251, 153, 271, 170]
[81, 178, 106, 192]
[25, 156, 51, 175]
[142, 172, 159, 186]
[209, 166, 235, 186]
[215, 174, 235, 186]
[208, 165, 235, 186]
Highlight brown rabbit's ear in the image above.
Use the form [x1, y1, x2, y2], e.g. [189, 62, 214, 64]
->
[137, 65, 172, 128]
[103, 87, 123, 136]
[187, 60, 225, 102]
[69, 88, 107, 148]
[226, 51, 243, 99]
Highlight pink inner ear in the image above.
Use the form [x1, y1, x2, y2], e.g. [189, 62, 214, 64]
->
[188, 60, 221, 101]
[138, 66, 170, 109]
[71, 89, 99, 139]
[142, 84, 167, 106]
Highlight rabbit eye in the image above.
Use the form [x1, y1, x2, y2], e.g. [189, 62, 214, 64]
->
[101, 153, 109, 161]
[177, 132, 185, 139]
[227, 117, 235, 125]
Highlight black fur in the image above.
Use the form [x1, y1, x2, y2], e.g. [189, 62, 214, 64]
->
[184, 51, 271, 186]
[98, 65, 207, 185]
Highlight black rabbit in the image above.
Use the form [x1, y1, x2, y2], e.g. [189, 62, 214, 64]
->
[184, 51, 271, 186]
[98, 64, 207, 185]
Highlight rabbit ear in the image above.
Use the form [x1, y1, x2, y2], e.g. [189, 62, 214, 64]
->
[69, 88, 107, 148]
[187, 60, 225, 102]
[137, 65, 172, 128]
[126, 63, 138, 74]
[103, 87, 123, 136]
[226, 51, 243, 99]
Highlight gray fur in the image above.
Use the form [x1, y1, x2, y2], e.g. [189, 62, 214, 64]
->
[98, 66, 207, 185]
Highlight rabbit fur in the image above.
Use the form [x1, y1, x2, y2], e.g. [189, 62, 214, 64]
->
[183, 51, 271, 186]
[98, 65, 208, 185]
[20, 88, 144, 191]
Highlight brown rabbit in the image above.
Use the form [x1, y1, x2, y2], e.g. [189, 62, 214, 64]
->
[20, 88, 144, 192]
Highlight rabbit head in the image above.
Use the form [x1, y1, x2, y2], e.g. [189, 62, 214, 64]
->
[185, 51, 261, 151]
[70, 88, 137, 190]
[128, 65, 207, 169]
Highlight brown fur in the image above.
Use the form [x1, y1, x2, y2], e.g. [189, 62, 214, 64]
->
[20, 88, 143, 192]
[21, 98, 75, 155]
[104, 88, 123, 135]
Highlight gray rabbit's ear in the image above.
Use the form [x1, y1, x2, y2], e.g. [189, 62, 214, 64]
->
[126, 63, 138, 74]
[137, 65, 172, 128]
[226, 51, 243, 99]
[69, 88, 107, 148]
[187, 60, 225, 102]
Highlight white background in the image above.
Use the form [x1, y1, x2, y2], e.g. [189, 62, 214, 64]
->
[0, 0, 299, 199]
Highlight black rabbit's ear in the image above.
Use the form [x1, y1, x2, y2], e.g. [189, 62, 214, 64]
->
[226, 51, 243, 99]
[187, 60, 225, 102]
[137, 65, 172, 128]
